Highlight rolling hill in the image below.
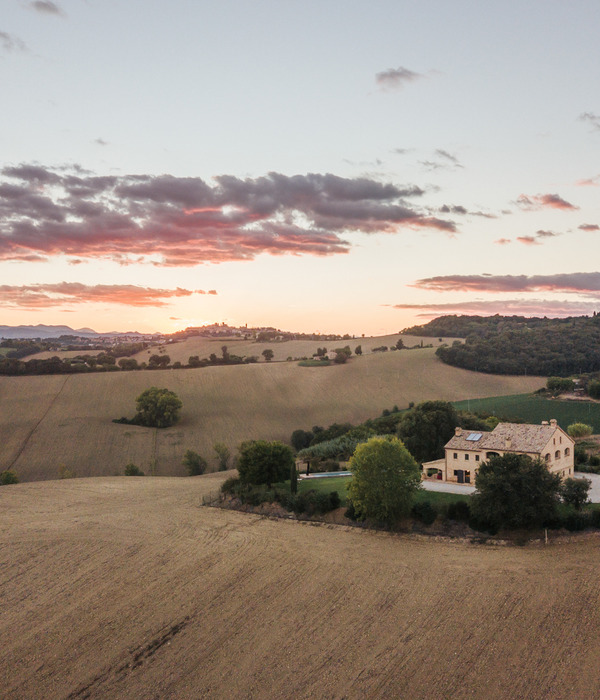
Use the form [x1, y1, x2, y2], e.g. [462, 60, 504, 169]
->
[0, 348, 544, 482]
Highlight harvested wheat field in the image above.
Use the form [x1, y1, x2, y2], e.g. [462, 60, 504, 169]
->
[0, 349, 544, 482]
[1, 473, 599, 699]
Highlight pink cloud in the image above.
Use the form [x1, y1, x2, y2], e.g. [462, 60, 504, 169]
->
[579, 224, 599, 232]
[516, 236, 540, 245]
[391, 299, 599, 317]
[0, 166, 456, 266]
[516, 193, 578, 211]
[494, 238, 511, 245]
[0, 283, 217, 309]
[410, 272, 600, 296]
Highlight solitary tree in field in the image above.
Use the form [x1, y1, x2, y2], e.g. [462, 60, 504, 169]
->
[262, 349, 274, 362]
[134, 387, 182, 428]
[471, 453, 561, 532]
[347, 436, 421, 526]
[237, 440, 295, 487]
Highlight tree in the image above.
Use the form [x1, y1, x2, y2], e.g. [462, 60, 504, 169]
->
[291, 429, 313, 451]
[134, 387, 182, 428]
[262, 349, 274, 362]
[183, 450, 207, 476]
[148, 354, 170, 368]
[395, 338, 405, 350]
[237, 440, 295, 487]
[213, 442, 231, 471]
[560, 477, 591, 510]
[396, 400, 459, 463]
[547, 377, 574, 396]
[354, 345, 362, 356]
[347, 436, 421, 526]
[471, 453, 561, 532]
[567, 423, 593, 438]
[588, 379, 600, 400]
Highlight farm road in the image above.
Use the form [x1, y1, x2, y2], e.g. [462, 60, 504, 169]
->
[2, 473, 600, 699]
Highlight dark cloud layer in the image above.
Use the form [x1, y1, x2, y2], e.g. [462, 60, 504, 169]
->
[579, 112, 600, 132]
[0, 283, 216, 308]
[410, 272, 600, 296]
[0, 165, 456, 266]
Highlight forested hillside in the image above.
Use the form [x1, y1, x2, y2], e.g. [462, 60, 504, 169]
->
[404, 314, 600, 376]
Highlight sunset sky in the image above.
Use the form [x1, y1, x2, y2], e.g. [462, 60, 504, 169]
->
[1, 0, 599, 335]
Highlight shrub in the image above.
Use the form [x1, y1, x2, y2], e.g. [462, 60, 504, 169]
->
[446, 500, 471, 523]
[183, 450, 207, 476]
[124, 463, 145, 476]
[221, 476, 240, 494]
[58, 465, 76, 479]
[0, 470, 19, 485]
[329, 491, 341, 510]
[411, 501, 437, 525]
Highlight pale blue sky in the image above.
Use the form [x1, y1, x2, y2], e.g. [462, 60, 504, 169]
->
[1, 0, 599, 334]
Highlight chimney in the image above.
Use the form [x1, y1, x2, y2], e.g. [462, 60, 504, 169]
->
[550, 419, 557, 428]
[505, 437, 512, 449]
[455, 427, 463, 436]
[541, 421, 549, 425]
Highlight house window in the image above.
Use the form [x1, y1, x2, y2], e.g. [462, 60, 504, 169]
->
[555, 450, 560, 460]
[545, 453, 551, 462]
[453, 470, 458, 476]
[560, 436, 562, 444]
[553, 438, 556, 445]
[464, 453, 469, 460]
[453, 453, 457, 459]
[465, 471, 471, 483]
[475, 455, 480, 462]
[565, 448, 570, 457]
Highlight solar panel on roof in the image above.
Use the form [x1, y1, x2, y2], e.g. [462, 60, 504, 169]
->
[466, 433, 482, 441]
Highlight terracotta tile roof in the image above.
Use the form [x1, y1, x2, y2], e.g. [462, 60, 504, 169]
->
[445, 422, 572, 454]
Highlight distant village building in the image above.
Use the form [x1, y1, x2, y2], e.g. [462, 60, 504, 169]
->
[423, 420, 575, 484]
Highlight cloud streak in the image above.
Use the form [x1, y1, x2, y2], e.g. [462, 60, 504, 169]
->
[375, 67, 422, 90]
[29, 1, 64, 16]
[0, 283, 217, 308]
[391, 299, 599, 318]
[410, 272, 600, 296]
[0, 164, 456, 266]
[516, 193, 578, 211]
[0, 31, 27, 52]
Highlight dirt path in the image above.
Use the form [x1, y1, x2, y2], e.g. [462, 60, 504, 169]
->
[1, 474, 600, 699]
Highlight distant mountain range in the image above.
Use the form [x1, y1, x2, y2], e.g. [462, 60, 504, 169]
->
[0, 324, 159, 340]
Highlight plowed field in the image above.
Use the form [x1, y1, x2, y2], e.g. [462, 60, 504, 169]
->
[1, 474, 599, 699]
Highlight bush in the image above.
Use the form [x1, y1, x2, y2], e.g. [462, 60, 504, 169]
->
[560, 477, 591, 510]
[345, 500, 358, 520]
[183, 450, 207, 476]
[446, 500, 471, 523]
[220, 476, 240, 494]
[0, 470, 19, 485]
[124, 463, 144, 476]
[237, 440, 295, 487]
[411, 501, 437, 525]
[567, 423, 593, 438]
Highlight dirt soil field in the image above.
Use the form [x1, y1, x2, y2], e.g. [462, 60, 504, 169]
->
[0, 348, 544, 482]
[1, 473, 600, 699]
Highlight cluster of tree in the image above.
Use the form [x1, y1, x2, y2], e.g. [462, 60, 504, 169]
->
[113, 387, 183, 428]
[182, 443, 231, 475]
[405, 314, 600, 377]
[291, 401, 498, 469]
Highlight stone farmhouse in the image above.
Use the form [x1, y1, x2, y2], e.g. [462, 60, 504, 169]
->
[424, 419, 575, 484]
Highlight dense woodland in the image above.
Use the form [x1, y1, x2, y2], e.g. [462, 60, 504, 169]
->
[404, 314, 600, 377]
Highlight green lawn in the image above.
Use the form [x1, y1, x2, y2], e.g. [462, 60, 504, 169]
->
[453, 393, 600, 433]
[298, 475, 469, 507]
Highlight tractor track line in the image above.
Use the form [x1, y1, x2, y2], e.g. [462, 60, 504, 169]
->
[8, 375, 71, 470]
